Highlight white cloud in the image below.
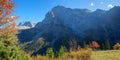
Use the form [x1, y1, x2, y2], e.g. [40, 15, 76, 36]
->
[107, 4, 114, 8]
[90, 2, 94, 6]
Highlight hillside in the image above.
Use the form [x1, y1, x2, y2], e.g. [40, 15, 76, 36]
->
[18, 6, 120, 54]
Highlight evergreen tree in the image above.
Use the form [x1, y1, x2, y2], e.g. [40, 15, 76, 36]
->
[46, 48, 54, 60]
[57, 46, 65, 58]
[102, 43, 105, 50]
[105, 40, 110, 50]
[0, 28, 28, 60]
[83, 40, 86, 49]
[0, 40, 28, 60]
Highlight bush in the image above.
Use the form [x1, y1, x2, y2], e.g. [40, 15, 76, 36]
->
[113, 43, 120, 50]
[68, 48, 92, 60]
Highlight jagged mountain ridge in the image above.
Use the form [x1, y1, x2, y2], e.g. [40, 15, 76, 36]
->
[18, 21, 36, 30]
[18, 6, 120, 54]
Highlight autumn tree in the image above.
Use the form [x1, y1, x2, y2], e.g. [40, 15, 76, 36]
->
[91, 41, 100, 50]
[113, 43, 120, 50]
[0, 0, 28, 60]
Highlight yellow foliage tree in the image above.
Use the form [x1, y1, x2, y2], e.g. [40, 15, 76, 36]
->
[113, 43, 120, 50]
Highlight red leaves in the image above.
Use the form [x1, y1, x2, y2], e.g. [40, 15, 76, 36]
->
[0, 0, 16, 33]
[91, 41, 100, 48]
[10, 22, 17, 33]
[0, 0, 14, 15]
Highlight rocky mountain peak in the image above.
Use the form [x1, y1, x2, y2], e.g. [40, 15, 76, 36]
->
[18, 21, 36, 30]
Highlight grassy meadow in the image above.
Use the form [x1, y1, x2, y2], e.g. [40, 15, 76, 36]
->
[91, 50, 120, 60]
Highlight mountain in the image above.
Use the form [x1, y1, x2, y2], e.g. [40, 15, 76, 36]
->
[18, 21, 36, 30]
[18, 6, 120, 54]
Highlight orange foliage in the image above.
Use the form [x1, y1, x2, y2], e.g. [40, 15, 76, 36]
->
[0, 0, 17, 33]
[91, 41, 100, 48]
[68, 49, 92, 60]
[113, 43, 120, 50]
[77, 45, 82, 51]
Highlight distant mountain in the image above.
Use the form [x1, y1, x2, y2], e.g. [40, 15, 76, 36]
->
[17, 21, 36, 30]
[18, 6, 120, 54]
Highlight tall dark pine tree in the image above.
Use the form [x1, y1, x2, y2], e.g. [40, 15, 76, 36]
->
[105, 40, 110, 50]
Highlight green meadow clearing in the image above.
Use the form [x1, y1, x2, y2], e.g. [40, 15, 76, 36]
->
[91, 50, 120, 60]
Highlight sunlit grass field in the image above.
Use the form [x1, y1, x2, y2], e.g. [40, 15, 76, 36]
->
[91, 50, 120, 60]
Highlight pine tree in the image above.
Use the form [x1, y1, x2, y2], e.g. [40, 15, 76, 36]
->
[46, 48, 54, 60]
[57, 46, 65, 58]
[0, 29, 28, 60]
[83, 40, 86, 49]
[102, 43, 105, 50]
[0, 40, 28, 60]
[105, 40, 110, 50]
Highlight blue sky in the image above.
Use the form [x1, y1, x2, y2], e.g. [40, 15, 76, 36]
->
[13, 0, 120, 23]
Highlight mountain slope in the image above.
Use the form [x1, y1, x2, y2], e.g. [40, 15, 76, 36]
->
[18, 6, 120, 54]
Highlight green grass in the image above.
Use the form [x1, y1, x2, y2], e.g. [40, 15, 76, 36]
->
[91, 50, 120, 60]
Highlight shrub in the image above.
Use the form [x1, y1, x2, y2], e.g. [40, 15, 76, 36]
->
[113, 43, 120, 50]
[68, 48, 92, 60]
